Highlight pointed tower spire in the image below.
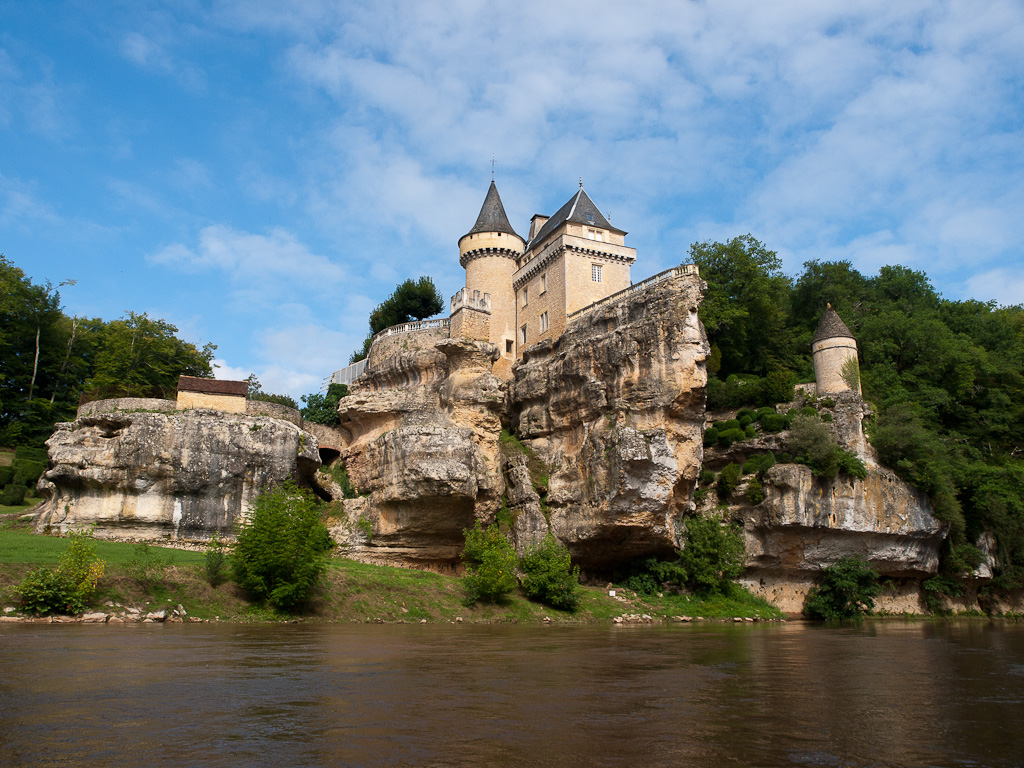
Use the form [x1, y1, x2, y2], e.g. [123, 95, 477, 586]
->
[463, 180, 522, 240]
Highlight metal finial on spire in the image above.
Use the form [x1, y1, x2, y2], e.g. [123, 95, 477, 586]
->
[491, 155, 496, 181]
[579, 176, 583, 188]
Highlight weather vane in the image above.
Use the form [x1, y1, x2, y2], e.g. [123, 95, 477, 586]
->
[491, 155, 496, 181]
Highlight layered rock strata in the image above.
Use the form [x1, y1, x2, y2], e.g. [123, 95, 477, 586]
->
[327, 338, 505, 568]
[507, 273, 709, 568]
[36, 409, 320, 540]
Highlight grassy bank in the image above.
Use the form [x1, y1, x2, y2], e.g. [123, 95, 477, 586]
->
[0, 523, 785, 624]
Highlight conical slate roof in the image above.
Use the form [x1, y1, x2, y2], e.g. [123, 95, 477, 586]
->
[463, 181, 522, 240]
[812, 305, 855, 343]
[527, 186, 626, 249]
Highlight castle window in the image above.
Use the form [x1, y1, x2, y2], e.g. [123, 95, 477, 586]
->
[506, 339, 513, 354]
[540, 312, 548, 332]
[522, 287, 528, 307]
[520, 324, 528, 345]
[592, 263, 603, 283]
[540, 273, 547, 294]
[587, 228, 603, 242]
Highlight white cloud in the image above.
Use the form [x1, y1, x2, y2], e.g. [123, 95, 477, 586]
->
[149, 224, 347, 300]
[963, 268, 1024, 308]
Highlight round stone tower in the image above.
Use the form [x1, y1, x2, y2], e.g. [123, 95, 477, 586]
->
[812, 304, 861, 395]
[458, 181, 525, 376]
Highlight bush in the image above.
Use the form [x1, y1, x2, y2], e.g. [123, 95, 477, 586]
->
[0, 467, 12, 486]
[739, 415, 754, 428]
[724, 419, 741, 431]
[803, 556, 880, 620]
[717, 463, 742, 499]
[744, 477, 765, 504]
[759, 412, 789, 432]
[125, 543, 171, 589]
[250, 392, 298, 409]
[15, 446, 48, 463]
[0, 483, 27, 506]
[461, 521, 518, 604]
[520, 534, 580, 611]
[744, 424, 756, 438]
[703, 427, 719, 447]
[18, 529, 105, 615]
[759, 369, 796, 405]
[737, 409, 756, 422]
[232, 481, 334, 611]
[12, 458, 45, 485]
[717, 428, 746, 447]
[742, 452, 776, 477]
[204, 539, 228, 587]
[677, 513, 746, 594]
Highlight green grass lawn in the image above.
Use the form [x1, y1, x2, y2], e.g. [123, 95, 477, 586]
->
[0, 528, 784, 622]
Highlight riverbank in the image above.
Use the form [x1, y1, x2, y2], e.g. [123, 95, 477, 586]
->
[0, 519, 785, 624]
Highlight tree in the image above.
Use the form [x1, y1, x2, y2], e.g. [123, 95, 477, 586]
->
[461, 520, 518, 603]
[803, 556, 880, 620]
[245, 374, 298, 409]
[688, 236, 796, 377]
[86, 312, 215, 397]
[520, 533, 581, 611]
[231, 482, 334, 611]
[351, 277, 444, 362]
[301, 383, 349, 425]
[677, 512, 746, 594]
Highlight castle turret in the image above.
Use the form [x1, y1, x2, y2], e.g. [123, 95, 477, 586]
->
[812, 305, 861, 395]
[453, 181, 525, 378]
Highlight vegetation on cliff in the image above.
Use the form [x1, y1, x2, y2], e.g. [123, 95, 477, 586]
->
[691, 237, 1024, 590]
[350, 276, 444, 363]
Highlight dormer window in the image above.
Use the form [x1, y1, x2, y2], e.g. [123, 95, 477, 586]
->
[586, 228, 604, 242]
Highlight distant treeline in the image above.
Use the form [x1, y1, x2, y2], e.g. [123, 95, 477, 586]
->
[692, 236, 1024, 591]
[0, 255, 215, 447]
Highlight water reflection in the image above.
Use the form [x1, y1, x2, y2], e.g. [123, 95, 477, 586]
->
[1, 621, 1023, 767]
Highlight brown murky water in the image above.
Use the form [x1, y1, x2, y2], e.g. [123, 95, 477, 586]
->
[1, 621, 1023, 767]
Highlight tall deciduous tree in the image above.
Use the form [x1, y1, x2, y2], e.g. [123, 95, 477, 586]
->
[688, 235, 796, 378]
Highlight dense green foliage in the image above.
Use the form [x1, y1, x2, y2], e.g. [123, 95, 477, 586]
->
[0, 255, 215, 446]
[622, 512, 746, 596]
[677, 513, 747, 594]
[231, 482, 334, 611]
[17, 529, 105, 615]
[350, 277, 444, 363]
[519, 533, 581, 611]
[301, 383, 349, 425]
[694, 241, 1024, 589]
[461, 520, 518, 603]
[803, 556, 880, 620]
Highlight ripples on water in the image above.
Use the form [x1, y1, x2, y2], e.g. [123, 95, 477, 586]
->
[1, 621, 1023, 767]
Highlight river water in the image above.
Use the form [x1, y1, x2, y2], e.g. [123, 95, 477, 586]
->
[1, 620, 1022, 767]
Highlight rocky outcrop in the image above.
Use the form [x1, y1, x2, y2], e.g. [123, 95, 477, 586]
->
[742, 463, 946, 576]
[36, 409, 321, 540]
[327, 337, 505, 568]
[508, 274, 708, 568]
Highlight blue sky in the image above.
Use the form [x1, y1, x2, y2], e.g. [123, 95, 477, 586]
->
[3, 0, 1022, 399]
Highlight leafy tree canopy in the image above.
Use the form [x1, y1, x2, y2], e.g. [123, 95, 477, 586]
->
[301, 383, 348, 426]
[351, 276, 444, 363]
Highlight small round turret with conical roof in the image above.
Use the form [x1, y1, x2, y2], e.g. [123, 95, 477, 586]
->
[457, 181, 525, 377]
[812, 304, 861, 395]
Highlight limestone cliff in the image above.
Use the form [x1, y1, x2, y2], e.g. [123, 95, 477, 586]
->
[323, 273, 708, 571]
[327, 338, 505, 568]
[36, 408, 321, 540]
[508, 273, 708, 568]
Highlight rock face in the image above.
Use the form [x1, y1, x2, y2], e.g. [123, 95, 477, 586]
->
[743, 463, 945, 577]
[36, 409, 321, 539]
[507, 273, 708, 568]
[328, 273, 708, 571]
[328, 338, 505, 568]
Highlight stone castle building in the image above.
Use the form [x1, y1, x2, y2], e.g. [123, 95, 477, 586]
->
[450, 181, 637, 378]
